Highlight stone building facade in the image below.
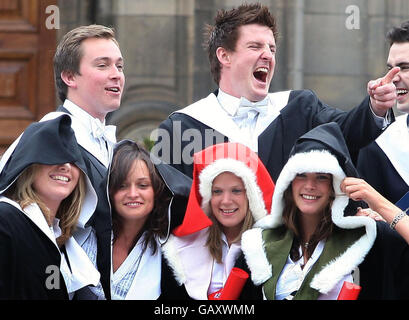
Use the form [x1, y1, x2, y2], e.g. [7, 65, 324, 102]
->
[57, 0, 409, 146]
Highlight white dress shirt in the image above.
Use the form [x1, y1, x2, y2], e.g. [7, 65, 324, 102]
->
[217, 89, 390, 153]
[208, 233, 242, 296]
[217, 89, 281, 153]
[275, 240, 352, 300]
[63, 100, 116, 167]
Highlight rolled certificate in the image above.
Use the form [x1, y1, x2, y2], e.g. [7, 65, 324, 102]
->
[337, 281, 361, 300]
[208, 267, 249, 300]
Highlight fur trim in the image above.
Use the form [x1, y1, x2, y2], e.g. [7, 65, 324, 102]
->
[199, 158, 268, 221]
[257, 149, 377, 294]
[161, 235, 186, 285]
[241, 228, 272, 285]
[310, 212, 377, 294]
[266, 150, 346, 229]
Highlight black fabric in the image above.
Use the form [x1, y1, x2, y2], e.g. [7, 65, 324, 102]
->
[358, 221, 409, 299]
[289, 122, 365, 215]
[357, 141, 409, 204]
[0, 202, 68, 300]
[290, 122, 358, 178]
[56, 105, 112, 299]
[158, 252, 262, 300]
[0, 115, 85, 192]
[155, 90, 383, 183]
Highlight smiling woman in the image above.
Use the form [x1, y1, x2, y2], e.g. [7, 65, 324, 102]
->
[0, 115, 100, 299]
[240, 122, 409, 300]
[161, 142, 275, 300]
[75, 139, 192, 300]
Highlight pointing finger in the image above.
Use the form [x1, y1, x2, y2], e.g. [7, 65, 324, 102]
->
[381, 66, 400, 85]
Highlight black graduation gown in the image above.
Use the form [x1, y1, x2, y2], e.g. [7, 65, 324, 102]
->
[0, 115, 91, 299]
[357, 114, 409, 206]
[0, 202, 68, 300]
[357, 142, 408, 204]
[155, 90, 383, 181]
[359, 221, 409, 299]
[57, 105, 112, 299]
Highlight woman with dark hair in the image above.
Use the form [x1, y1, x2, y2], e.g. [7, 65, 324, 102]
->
[0, 115, 100, 299]
[108, 140, 191, 300]
[240, 122, 409, 299]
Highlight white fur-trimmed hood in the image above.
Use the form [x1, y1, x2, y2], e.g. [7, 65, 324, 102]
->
[242, 149, 377, 294]
[199, 158, 268, 222]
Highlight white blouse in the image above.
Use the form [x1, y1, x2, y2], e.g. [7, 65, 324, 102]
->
[208, 233, 242, 296]
[111, 232, 162, 300]
[275, 240, 352, 300]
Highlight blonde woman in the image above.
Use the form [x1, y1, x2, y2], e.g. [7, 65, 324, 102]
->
[0, 115, 99, 299]
[162, 142, 275, 299]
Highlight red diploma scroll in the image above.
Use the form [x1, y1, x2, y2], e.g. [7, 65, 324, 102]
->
[208, 267, 249, 300]
[337, 281, 361, 300]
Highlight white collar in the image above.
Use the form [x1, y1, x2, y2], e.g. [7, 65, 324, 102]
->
[217, 89, 272, 117]
[63, 99, 106, 130]
[217, 89, 241, 116]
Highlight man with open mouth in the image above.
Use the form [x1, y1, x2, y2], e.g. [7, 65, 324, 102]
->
[358, 20, 409, 208]
[0, 25, 125, 300]
[154, 3, 397, 185]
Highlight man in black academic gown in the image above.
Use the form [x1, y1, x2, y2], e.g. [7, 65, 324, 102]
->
[0, 25, 123, 299]
[51, 25, 125, 299]
[357, 21, 409, 207]
[153, 3, 398, 183]
[7, 25, 126, 300]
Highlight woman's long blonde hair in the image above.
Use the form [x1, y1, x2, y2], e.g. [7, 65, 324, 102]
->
[206, 205, 254, 264]
[6, 164, 86, 247]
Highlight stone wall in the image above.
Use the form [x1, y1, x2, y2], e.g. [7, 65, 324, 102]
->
[57, 0, 409, 144]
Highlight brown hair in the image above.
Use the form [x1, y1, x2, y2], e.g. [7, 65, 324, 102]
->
[282, 180, 335, 261]
[109, 141, 171, 255]
[54, 24, 119, 102]
[203, 3, 278, 84]
[6, 164, 86, 247]
[386, 20, 409, 46]
[206, 189, 254, 263]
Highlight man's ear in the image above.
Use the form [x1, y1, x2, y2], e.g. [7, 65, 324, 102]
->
[216, 47, 231, 66]
[60, 70, 77, 89]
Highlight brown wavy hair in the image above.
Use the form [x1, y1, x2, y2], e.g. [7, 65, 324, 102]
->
[109, 141, 171, 255]
[282, 179, 335, 261]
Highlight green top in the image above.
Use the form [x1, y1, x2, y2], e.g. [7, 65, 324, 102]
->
[262, 225, 365, 300]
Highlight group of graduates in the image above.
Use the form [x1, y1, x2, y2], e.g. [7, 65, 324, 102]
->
[1, 3, 409, 301]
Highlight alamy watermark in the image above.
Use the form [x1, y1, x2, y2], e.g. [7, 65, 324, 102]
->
[45, 265, 61, 290]
[45, 5, 60, 30]
[345, 5, 360, 30]
[150, 122, 261, 172]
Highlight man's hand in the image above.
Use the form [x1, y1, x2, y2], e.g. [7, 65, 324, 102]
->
[368, 67, 399, 116]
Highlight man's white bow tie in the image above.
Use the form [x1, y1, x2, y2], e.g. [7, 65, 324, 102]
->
[91, 120, 116, 145]
[234, 97, 269, 120]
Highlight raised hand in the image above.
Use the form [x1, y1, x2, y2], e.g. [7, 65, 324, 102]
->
[367, 67, 399, 116]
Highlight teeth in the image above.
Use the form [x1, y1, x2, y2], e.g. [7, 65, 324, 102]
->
[397, 89, 408, 95]
[52, 175, 69, 182]
[222, 209, 236, 213]
[126, 202, 142, 206]
[107, 87, 119, 92]
[302, 195, 318, 200]
[255, 67, 268, 73]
